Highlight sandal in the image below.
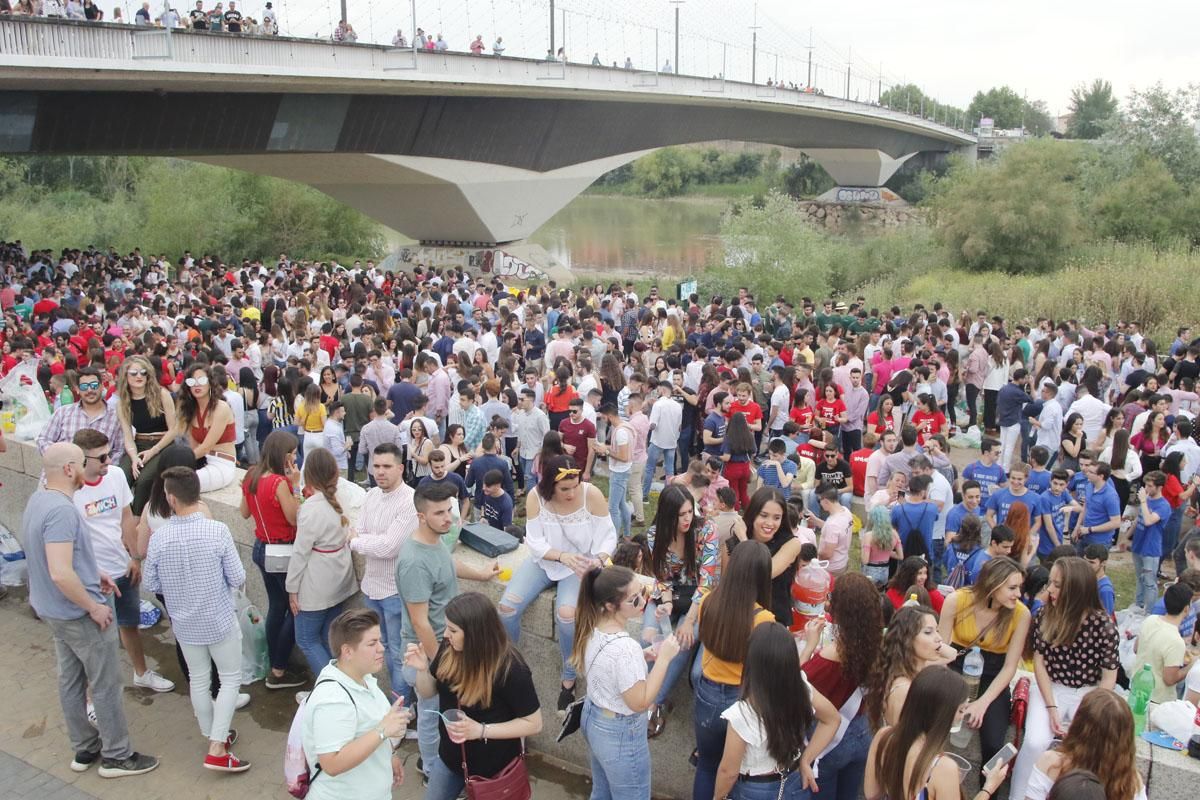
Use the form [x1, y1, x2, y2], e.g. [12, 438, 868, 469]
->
[647, 702, 671, 738]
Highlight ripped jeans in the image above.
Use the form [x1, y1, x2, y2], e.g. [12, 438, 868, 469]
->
[497, 559, 580, 683]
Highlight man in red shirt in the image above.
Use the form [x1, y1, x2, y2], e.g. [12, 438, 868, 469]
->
[558, 398, 596, 476]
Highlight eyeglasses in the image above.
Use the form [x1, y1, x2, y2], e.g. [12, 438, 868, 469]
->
[78, 381, 101, 391]
[126, 369, 148, 378]
[185, 376, 210, 387]
[83, 453, 111, 464]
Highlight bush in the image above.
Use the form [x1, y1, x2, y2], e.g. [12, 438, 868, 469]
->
[928, 139, 1084, 273]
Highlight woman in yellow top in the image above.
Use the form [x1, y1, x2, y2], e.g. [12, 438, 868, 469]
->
[693, 540, 775, 800]
[295, 383, 328, 466]
[937, 556, 1029, 777]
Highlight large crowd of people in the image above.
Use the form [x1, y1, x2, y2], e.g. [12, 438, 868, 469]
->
[4, 238, 1200, 800]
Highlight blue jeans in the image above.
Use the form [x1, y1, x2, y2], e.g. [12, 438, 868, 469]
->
[520, 456, 535, 491]
[811, 712, 871, 800]
[582, 699, 651, 800]
[284, 424, 304, 468]
[294, 604, 343, 675]
[643, 443, 676, 497]
[498, 559, 580, 682]
[424, 754, 466, 800]
[732, 772, 811, 800]
[1164, 506, 1185, 562]
[363, 595, 414, 704]
[402, 662, 441, 776]
[931, 539, 947, 584]
[694, 674, 741, 800]
[676, 426, 694, 472]
[608, 469, 632, 539]
[640, 604, 695, 706]
[1132, 551, 1159, 610]
[251, 539, 295, 672]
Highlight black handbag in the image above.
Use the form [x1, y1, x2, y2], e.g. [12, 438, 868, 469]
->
[461, 523, 520, 558]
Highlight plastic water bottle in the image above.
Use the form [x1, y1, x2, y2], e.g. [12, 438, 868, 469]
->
[951, 647, 985, 748]
[1129, 664, 1156, 737]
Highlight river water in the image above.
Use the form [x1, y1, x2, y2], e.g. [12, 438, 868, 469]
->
[530, 195, 726, 279]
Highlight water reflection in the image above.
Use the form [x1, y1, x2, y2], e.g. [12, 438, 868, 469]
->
[531, 195, 725, 277]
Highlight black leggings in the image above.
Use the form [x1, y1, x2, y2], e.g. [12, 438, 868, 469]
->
[965, 384, 980, 430]
[983, 389, 999, 432]
[951, 648, 1010, 771]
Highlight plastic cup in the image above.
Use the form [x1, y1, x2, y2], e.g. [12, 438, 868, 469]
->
[498, 567, 513, 582]
[443, 708, 466, 743]
[645, 633, 665, 662]
[944, 753, 971, 784]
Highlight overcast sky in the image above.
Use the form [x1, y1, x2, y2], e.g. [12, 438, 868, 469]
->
[221, 0, 1195, 115]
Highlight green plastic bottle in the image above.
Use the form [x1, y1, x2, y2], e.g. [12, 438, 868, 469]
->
[1128, 663, 1155, 736]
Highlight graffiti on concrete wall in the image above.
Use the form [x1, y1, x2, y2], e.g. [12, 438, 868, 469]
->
[832, 187, 902, 205]
[394, 246, 547, 281]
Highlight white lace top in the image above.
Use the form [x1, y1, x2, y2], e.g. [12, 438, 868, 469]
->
[524, 484, 617, 582]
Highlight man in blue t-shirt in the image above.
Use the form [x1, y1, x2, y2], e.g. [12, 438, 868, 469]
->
[702, 391, 731, 457]
[1118, 471, 1173, 610]
[891, 475, 939, 561]
[984, 463, 1038, 528]
[757, 439, 797, 499]
[1037, 470, 1080, 558]
[1075, 462, 1122, 550]
[962, 438, 1007, 502]
[465, 433, 514, 515]
[945, 480, 986, 545]
[418, 450, 471, 520]
[1083, 543, 1117, 619]
[479, 469, 515, 530]
[1026, 445, 1053, 494]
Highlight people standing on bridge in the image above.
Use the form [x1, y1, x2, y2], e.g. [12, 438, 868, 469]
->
[261, 1, 275, 34]
[492, 36, 504, 56]
[222, 0, 241, 32]
[390, 28, 406, 46]
[333, 19, 357, 43]
[22, 442, 161, 779]
[208, 2, 223, 31]
[189, 0, 207, 29]
[415, 27, 426, 48]
[434, 33, 448, 51]
[591, 53, 601, 66]
[662, 59, 672, 74]
[469, 35, 484, 55]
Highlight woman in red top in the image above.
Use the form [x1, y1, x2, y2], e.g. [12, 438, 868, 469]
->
[543, 365, 578, 430]
[789, 387, 815, 438]
[909, 394, 948, 446]
[1129, 411, 1169, 474]
[814, 383, 848, 441]
[864, 394, 898, 447]
[1160, 451, 1198, 563]
[799, 573, 884, 798]
[238, 430, 304, 688]
[886, 556, 945, 615]
[148, 363, 239, 492]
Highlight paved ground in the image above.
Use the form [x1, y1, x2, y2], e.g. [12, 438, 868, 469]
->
[0, 593, 589, 800]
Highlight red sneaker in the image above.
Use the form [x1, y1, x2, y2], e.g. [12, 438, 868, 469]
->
[204, 752, 252, 773]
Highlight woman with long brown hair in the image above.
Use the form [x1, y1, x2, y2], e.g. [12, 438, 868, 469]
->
[1008, 557, 1118, 800]
[286, 448, 358, 676]
[406, 592, 542, 800]
[798, 573, 884, 800]
[866, 605, 958, 729]
[1005, 500, 1036, 568]
[116, 354, 176, 515]
[1100, 427, 1141, 513]
[143, 363, 238, 492]
[864, 666, 1009, 800]
[693, 540, 776, 800]
[714, 623, 839, 799]
[937, 556, 1029, 773]
[1022, 689, 1145, 800]
[572, 566, 679, 800]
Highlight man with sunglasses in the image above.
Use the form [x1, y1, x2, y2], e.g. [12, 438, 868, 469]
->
[37, 365, 125, 463]
[72, 429, 175, 693]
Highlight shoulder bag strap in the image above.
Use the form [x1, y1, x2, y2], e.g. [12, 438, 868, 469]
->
[250, 476, 273, 545]
[309, 679, 356, 782]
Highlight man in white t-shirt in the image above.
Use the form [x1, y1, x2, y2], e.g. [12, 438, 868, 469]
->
[912, 454, 953, 581]
[768, 368, 791, 436]
[596, 403, 633, 539]
[72, 430, 175, 692]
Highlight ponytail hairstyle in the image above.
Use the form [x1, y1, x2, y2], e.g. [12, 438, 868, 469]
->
[303, 448, 347, 527]
[570, 565, 635, 673]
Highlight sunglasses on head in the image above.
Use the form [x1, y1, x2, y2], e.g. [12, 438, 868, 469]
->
[185, 375, 209, 387]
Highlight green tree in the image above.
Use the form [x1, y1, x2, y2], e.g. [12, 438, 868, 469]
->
[1106, 83, 1200, 186]
[632, 148, 702, 197]
[880, 83, 966, 128]
[967, 86, 1053, 134]
[928, 139, 1084, 273]
[780, 154, 834, 198]
[1066, 79, 1119, 139]
[1091, 157, 1188, 244]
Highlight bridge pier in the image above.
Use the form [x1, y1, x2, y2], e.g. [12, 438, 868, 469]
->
[193, 151, 650, 248]
[801, 148, 918, 188]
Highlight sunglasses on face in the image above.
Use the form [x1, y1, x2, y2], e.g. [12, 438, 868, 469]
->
[84, 453, 111, 464]
[78, 381, 101, 391]
[127, 369, 148, 378]
[185, 376, 210, 387]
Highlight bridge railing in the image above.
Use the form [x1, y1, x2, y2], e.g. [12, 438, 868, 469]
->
[0, 17, 974, 145]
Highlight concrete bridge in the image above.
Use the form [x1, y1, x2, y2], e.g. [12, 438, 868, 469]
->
[0, 17, 973, 256]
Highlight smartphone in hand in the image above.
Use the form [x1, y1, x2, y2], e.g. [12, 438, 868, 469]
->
[983, 742, 1018, 774]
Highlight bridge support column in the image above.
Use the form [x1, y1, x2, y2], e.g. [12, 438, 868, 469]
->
[192, 151, 651, 247]
[801, 148, 917, 188]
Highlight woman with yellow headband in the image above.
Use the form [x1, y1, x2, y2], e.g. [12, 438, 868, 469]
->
[497, 454, 617, 716]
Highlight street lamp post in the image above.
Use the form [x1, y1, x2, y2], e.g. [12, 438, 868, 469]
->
[670, 1, 685, 76]
[550, 0, 555, 55]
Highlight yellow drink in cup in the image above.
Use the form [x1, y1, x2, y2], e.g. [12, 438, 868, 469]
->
[498, 567, 513, 582]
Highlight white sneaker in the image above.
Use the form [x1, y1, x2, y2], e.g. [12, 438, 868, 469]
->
[235, 693, 251, 710]
[132, 670, 176, 693]
[294, 690, 310, 705]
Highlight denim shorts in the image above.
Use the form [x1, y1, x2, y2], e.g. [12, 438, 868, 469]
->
[111, 573, 142, 628]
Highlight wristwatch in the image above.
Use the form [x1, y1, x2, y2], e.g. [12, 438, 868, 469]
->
[375, 724, 388, 742]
